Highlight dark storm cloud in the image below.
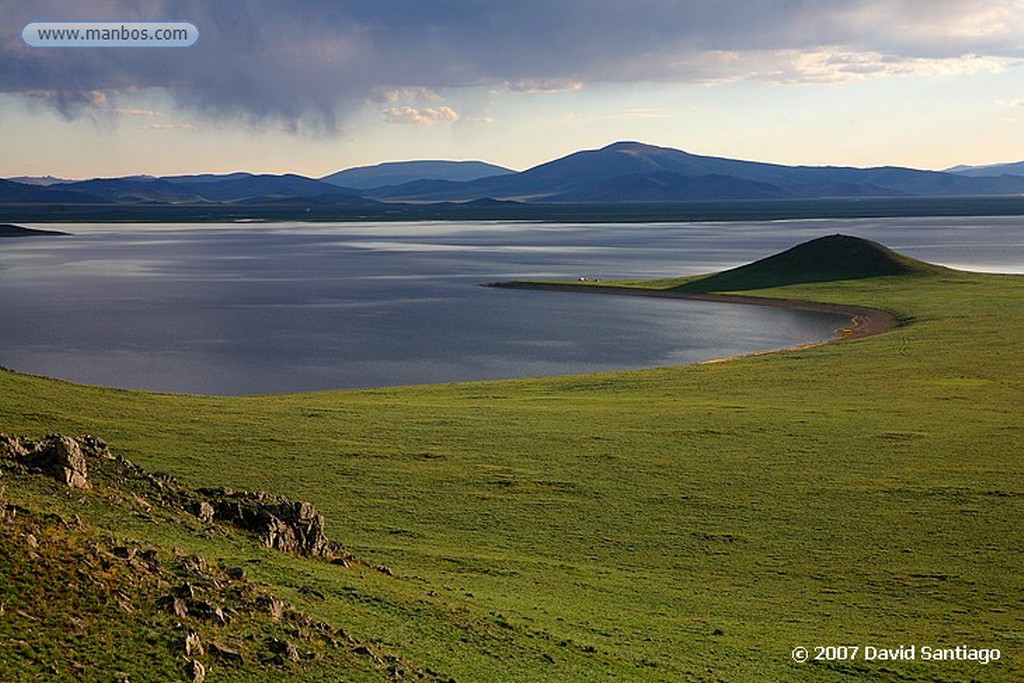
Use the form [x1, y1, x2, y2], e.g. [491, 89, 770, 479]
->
[3, 1, 1022, 127]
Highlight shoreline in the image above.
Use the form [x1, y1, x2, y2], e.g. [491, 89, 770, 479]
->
[485, 281, 899, 353]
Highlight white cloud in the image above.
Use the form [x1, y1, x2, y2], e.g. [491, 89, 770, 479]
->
[115, 108, 159, 117]
[370, 86, 444, 104]
[764, 49, 1012, 83]
[138, 123, 197, 130]
[665, 48, 1016, 85]
[404, 86, 444, 101]
[504, 79, 584, 94]
[383, 105, 460, 126]
[829, 0, 1023, 45]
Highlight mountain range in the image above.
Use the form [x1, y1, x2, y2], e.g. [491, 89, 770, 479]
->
[5, 141, 1024, 206]
[321, 159, 512, 189]
[945, 160, 1024, 178]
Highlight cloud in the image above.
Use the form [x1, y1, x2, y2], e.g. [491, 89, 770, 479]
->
[3, 1, 1023, 129]
[720, 49, 1014, 85]
[23, 89, 109, 118]
[504, 79, 584, 94]
[115, 108, 159, 117]
[370, 87, 444, 104]
[383, 105, 460, 126]
[138, 123, 197, 130]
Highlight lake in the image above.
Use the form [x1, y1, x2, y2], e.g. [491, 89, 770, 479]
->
[1, 216, 1022, 394]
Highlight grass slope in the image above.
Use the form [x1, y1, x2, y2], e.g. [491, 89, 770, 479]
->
[2, 237, 1023, 681]
[1, 455, 444, 682]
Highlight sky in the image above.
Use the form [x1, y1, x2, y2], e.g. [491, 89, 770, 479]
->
[2, 0, 1024, 179]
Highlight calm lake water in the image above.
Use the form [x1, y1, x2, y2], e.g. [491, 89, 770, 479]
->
[1, 216, 1022, 394]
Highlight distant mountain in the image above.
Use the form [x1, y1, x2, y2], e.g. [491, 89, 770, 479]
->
[550, 170, 793, 202]
[946, 161, 1024, 178]
[321, 160, 513, 190]
[5, 175, 82, 186]
[0, 178, 101, 203]
[159, 172, 256, 185]
[9, 143, 1024, 210]
[52, 174, 362, 204]
[369, 141, 1024, 203]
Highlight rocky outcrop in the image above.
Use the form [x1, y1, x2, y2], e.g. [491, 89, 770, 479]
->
[196, 488, 338, 558]
[1, 434, 344, 559]
[37, 436, 90, 489]
[0, 432, 454, 683]
[0, 434, 111, 489]
[0, 434, 29, 458]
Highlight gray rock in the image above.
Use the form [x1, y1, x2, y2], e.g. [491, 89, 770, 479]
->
[191, 500, 215, 524]
[257, 595, 285, 621]
[0, 434, 31, 458]
[34, 435, 91, 489]
[185, 658, 205, 683]
[197, 488, 339, 558]
[77, 435, 113, 460]
[184, 631, 204, 657]
[1, 434, 98, 489]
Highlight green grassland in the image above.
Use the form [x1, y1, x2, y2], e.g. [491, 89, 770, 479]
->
[2, 238, 1023, 681]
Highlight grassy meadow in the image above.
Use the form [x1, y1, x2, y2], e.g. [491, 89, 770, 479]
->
[2, 242, 1022, 681]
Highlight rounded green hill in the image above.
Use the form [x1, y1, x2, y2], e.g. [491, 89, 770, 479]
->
[675, 233, 945, 292]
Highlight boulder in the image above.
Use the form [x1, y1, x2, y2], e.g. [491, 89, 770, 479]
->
[191, 500, 215, 524]
[30, 435, 91, 489]
[0, 434, 109, 489]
